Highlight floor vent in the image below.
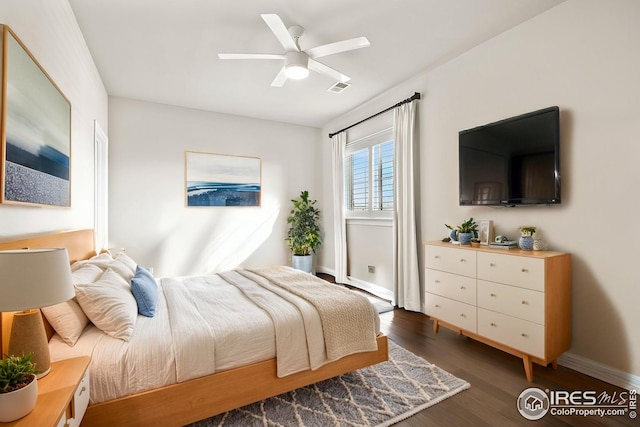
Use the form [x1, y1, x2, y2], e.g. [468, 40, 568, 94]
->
[328, 81, 351, 93]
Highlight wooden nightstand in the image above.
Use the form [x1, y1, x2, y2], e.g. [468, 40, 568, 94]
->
[1, 356, 90, 427]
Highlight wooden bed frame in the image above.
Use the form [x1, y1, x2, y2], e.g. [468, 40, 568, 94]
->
[0, 229, 389, 427]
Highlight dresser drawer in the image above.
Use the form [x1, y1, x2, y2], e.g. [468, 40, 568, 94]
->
[425, 245, 476, 277]
[478, 309, 544, 358]
[425, 269, 476, 305]
[477, 280, 544, 324]
[426, 293, 477, 332]
[477, 252, 544, 291]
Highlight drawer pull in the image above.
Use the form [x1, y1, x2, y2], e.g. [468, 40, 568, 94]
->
[521, 268, 528, 273]
[490, 263, 496, 267]
[521, 300, 528, 305]
[490, 322, 497, 327]
[79, 385, 87, 396]
[435, 280, 440, 283]
[435, 304, 440, 308]
[434, 255, 440, 259]
[460, 258, 466, 262]
[460, 313, 466, 318]
[521, 333, 528, 338]
[460, 286, 465, 290]
[490, 293, 496, 297]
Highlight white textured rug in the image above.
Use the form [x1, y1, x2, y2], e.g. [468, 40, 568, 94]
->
[188, 341, 470, 427]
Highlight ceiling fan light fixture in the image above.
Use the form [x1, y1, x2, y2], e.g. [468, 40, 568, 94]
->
[284, 51, 309, 80]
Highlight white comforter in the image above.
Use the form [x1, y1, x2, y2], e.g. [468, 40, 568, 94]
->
[50, 267, 379, 404]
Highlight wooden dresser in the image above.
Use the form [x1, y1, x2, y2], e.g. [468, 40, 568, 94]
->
[424, 241, 571, 381]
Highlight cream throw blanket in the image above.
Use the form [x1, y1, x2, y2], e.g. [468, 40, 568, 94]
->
[247, 266, 378, 361]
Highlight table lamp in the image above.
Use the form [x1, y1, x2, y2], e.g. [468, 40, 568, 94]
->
[0, 248, 74, 378]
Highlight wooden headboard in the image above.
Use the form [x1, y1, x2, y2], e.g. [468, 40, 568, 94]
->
[0, 229, 96, 356]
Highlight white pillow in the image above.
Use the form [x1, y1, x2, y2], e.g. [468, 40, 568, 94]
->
[42, 263, 104, 346]
[71, 252, 113, 272]
[109, 258, 136, 282]
[75, 268, 138, 341]
[115, 252, 137, 275]
[71, 263, 105, 285]
[42, 300, 88, 346]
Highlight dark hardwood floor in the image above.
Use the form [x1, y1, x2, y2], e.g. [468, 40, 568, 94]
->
[379, 309, 635, 427]
[317, 274, 635, 426]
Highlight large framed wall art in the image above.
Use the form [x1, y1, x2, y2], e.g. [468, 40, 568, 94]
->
[0, 25, 72, 207]
[185, 151, 261, 207]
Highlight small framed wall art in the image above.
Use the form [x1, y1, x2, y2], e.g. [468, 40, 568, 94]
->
[479, 220, 494, 245]
[185, 151, 261, 207]
[0, 25, 72, 207]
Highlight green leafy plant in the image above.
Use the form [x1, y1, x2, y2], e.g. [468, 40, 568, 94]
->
[446, 217, 479, 236]
[0, 354, 38, 394]
[285, 190, 322, 256]
[519, 226, 536, 236]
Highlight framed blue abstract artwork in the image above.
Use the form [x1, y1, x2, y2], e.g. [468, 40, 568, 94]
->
[1, 25, 71, 207]
[185, 151, 261, 207]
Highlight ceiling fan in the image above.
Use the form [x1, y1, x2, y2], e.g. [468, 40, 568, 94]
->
[218, 14, 370, 87]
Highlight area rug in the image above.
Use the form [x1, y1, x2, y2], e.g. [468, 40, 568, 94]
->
[188, 341, 470, 427]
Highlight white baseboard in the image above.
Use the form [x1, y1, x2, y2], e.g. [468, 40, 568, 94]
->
[316, 266, 393, 301]
[558, 352, 640, 391]
[344, 276, 394, 302]
[316, 265, 334, 277]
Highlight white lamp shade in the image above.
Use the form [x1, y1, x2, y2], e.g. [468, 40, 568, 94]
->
[284, 51, 309, 80]
[0, 248, 75, 311]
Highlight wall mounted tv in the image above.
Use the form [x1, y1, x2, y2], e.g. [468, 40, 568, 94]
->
[459, 106, 560, 206]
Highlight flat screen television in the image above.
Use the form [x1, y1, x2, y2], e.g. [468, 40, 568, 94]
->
[459, 106, 560, 206]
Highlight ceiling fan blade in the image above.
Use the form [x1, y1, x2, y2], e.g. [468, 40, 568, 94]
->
[305, 37, 370, 59]
[271, 67, 288, 87]
[261, 14, 299, 52]
[218, 53, 284, 60]
[308, 59, 350, 83]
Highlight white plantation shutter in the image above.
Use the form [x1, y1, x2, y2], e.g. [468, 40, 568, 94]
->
[344, 129, 393, 217]
[373, 140, 394, 211]
[346, 147, 369, 211]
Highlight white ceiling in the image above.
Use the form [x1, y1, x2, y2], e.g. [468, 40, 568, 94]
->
[68, 0, 564, 129]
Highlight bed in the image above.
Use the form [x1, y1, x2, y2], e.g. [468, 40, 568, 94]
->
[0, 229, 388, 427]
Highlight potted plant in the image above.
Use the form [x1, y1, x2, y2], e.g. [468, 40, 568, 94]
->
[0, 353, 39, 422]
[285, 190, 322, 273]
[446, 218, 478, 245]
[518, 226, 536, 250]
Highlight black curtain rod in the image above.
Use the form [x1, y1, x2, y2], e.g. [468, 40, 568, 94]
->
[328, 92, 421, 139]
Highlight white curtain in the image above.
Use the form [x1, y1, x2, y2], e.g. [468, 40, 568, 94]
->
[393, 101, 421, 311]
[331, 131, 348, 284]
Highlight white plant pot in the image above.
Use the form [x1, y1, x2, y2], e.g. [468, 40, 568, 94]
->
[0, 374, 38, 422]
[292, 254, 313, 274]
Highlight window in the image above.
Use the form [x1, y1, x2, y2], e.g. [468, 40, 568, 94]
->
[345, 129, 394, 217]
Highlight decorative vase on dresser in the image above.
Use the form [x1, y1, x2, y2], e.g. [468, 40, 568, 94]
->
[423, 241, 571, 381]
[518, 235, 534, 250]
[458, 232, 472, 245]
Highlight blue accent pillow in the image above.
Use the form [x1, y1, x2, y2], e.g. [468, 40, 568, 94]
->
[130, 266, 158, 317]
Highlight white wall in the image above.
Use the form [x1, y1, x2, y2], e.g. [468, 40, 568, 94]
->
[108, 97, 322, 277]
[321, 0, 640, 382]
[0, 0, 107, 238]
[346, 221, 393, 297]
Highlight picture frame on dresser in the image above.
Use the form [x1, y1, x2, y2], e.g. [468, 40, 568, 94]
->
[479, 220, 493, 245]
